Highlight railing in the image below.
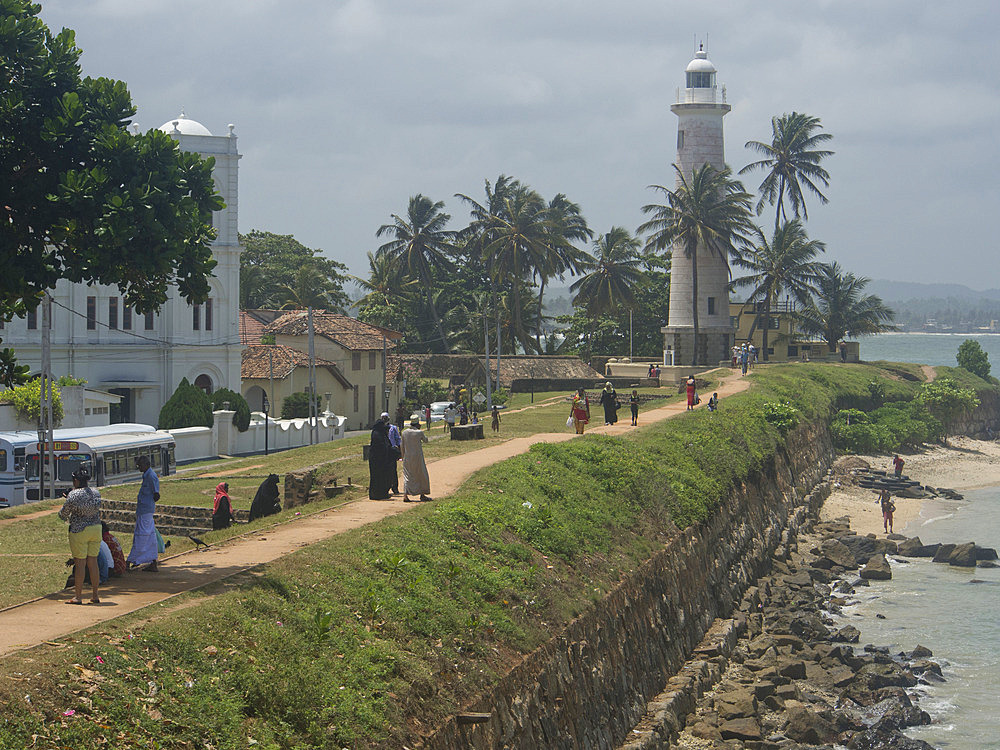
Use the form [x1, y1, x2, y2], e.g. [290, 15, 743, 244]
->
[674, 85, 727, 105]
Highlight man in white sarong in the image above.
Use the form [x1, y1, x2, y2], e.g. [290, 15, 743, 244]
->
[400, 420, 431, 503]
[127, 455, 160, 571]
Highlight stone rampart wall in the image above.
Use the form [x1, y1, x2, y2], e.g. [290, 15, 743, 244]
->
[419, 420, 835, 749]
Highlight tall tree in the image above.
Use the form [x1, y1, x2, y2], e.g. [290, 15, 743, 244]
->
[240, 230, 349, 311]
[639, 164, 755, 366]
[1, 1, 222, 385]
[536, 194, 592, 347]
[740, 112, 834, 231]
[795, 262, 896, 352]
[349, 250, 418, 311]
[376, 194, 456, 353]
[732, 219, 825, 360]
[570, 227, 643, 316]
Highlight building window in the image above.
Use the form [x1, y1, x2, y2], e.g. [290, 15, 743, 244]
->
[677, 130, 684, 150]
[686, 71, 715, 88]
[768, 317, 780, 330]
[27, 309, 37, 330]
[707, 297, 716, 315]
[122, 305, 132, 330]
[86, 296, 96, 330]
[353, 385, 359, 412]
[192, 304, 201, 331]
[352, 352, 361, 371]
[730, 316, 739, 328]
[108, 298, 118, 329]
[194, 374, 212, 394]
[787, 346, 798, 358]
[144, 310, 154, 330]
[369, 351, 377, 369]
[205, 299, 213, 331]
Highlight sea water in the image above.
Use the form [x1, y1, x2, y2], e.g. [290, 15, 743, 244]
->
[860, 332, 1000, 368]
[834, 487, 1000, 749]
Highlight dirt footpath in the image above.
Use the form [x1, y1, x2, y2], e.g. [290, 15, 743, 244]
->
[0, 371, 749, 655]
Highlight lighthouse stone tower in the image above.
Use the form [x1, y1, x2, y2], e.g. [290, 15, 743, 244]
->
[661, 46, 734, 367]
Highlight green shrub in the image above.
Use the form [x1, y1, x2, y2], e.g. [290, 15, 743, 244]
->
[158, 377, 214, 430]
[403, 377, 448, 410]
[281, 391, 313, 419]
[0, 378, 64, 425]
[957, 339, 990, 380]
[210, 388, 251, 432]
[56, 374, 87, 386]
[761, 400, 799, 434]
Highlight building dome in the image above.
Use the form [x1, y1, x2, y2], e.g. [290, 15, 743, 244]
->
[158, 111, 212, 136]
[685, 49, 717, 74]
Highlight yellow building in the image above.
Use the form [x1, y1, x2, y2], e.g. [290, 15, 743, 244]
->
[729, 301, 858, 362]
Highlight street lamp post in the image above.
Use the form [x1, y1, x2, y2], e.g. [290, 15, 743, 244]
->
[262, 395, 270, 456]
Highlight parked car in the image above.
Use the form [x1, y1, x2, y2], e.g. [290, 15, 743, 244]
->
[429, 401, 453, 422]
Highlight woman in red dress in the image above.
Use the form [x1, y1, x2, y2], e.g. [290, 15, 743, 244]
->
[685, 375, 697, 410]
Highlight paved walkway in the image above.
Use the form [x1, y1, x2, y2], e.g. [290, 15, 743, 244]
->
[0, 371, 750, 655]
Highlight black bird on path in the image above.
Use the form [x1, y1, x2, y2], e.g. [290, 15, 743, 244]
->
[189, 535, 210, 550]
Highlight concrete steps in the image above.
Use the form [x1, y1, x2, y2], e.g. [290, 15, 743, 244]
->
[100, 499, 249, 537]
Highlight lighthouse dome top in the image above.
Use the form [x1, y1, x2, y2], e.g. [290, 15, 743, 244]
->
[685, 50, 717, 74]
[158, 111, 212, 136]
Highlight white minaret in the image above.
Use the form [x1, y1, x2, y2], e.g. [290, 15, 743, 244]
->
[661, 44, 734, 367]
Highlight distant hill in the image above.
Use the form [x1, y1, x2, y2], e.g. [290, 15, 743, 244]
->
[868, 280, 1000, 302]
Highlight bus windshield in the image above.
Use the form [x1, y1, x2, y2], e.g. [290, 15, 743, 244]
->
[57, 454, 91, 482]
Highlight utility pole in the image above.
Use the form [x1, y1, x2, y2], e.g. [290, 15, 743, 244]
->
[381, 334, 388, 414]
[268, 346, 274, 454]
[38, 295, 54, 500]
[495, 296, 501, 393]
[629, 309, 633, 361]
[307, 307, 318, 444]
[484, 304, 492, 410]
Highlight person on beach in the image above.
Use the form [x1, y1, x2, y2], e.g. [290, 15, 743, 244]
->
[127, 456, 160, 572]
[368, 416, 394, 500]
[212, 482, 236, 530]
[491, 405, 501, 433]
[385, 412, 402, 494]
[629, 390, 640, 426]
[102, 523, 126, 577]
[878, 489, 896, 534]
[707, 392, 719, 412]
[892, 454, 904, 477]
[685, 375, 697, 410]
[599, 382, 619, 425]
[249, 474, 282, 521]
[400, 419, 431, 502]
[571, 388, 590, 434]
[58, 467, 103, 604]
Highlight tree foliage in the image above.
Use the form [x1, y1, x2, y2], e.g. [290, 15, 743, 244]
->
[239, 231, 349, 312]
[956, 339, 991, 380]
[916, 377, 980, 438]
[795, 262, 896, 351]
[0, 378, 64, 425]
[158, 377, 214, 430]
[280, 391, 312, 419]
[1, 1, 222, 386]
[210, 387, 251, 432]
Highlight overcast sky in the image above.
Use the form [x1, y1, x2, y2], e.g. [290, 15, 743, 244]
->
[39, 0, 1000, 290]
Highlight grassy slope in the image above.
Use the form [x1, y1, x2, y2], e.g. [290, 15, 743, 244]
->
[0, 365, 993, 749]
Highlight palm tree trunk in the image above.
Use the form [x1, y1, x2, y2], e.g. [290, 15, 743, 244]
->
[535, 276, 546, 351]
[511, 282, 535, 354]
[423, 271, 448, 353]
[690, 242, 700, 367]
[776, 175, 786, 233]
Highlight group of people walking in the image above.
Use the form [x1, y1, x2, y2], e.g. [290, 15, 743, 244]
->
[732, 343, 757, 375]
[368, 412, 431, 503]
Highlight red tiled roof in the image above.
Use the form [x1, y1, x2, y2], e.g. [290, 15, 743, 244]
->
[264, 311, 402, 351]
[239, 311, 268, 345]
[241, 345, 352, 389]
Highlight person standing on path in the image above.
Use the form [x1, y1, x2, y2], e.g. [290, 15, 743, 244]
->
[368, 416, 394, 500]
[599, 382, 619, 425]
[685, 375, 697, 410]
[385, 412, 402, 494]
[878, 489, 895, 534]
[444, 403, 458, 433]
[571, 388, 590, 434]
[629, 390, 640, 426]
[127, 456, 160, 572]
[491, 405, 501, 433]
[400, 419, 432, 502]
[58, 467, 104, 604]
[740, 346, 749, 376]
[892, 454, 904, 477]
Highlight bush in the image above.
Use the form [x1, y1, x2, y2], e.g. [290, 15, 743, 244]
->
[158, 377, 214, 430]
[281, 391, 313, 419]
[1, 378, 64, 425]
[761, 400, 799, 434]
[957, 339, 990, 380]
[490, 387, 509, 406]
[403, 378, 449, 411]
[211, 388, 251, 432]
[56, 374, 87, 386]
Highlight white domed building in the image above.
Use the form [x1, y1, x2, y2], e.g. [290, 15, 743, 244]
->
[5, 112, 243, 425]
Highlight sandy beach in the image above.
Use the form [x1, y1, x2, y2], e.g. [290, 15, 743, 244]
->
[820, 437, 1000, 536]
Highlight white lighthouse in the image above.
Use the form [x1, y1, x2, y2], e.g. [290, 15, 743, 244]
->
[661, 44, 734, 366]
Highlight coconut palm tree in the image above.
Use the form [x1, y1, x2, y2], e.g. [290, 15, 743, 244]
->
[376, 194, 456, 353]
[638, 163, 755, 366]
[570, 227, 643, 315]
[276, 261, 343, 310]
[740, 112, 834, 231]
[535, 194, 593, 347]
[732, 219, 825, 361]
[349, 250, 418, 310]
[795, 262, 896, 353]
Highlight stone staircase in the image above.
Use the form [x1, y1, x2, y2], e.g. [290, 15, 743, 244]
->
[100, 499, 249, 537]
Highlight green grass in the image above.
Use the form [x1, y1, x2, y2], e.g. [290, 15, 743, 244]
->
[3, 363, 984, 748]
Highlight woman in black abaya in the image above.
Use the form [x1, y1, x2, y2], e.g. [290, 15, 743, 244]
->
[368, 418, 394, 500]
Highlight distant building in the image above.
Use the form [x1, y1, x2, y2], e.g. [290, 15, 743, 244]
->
[5, 113, 242, 425]
[730, 301, 859, 362]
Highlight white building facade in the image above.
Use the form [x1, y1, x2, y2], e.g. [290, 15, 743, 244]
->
[5, 114, 242, 426]
[661, 46, 736, 366]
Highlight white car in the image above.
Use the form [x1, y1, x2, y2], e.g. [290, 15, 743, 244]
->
[429, 401, 453, 422]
